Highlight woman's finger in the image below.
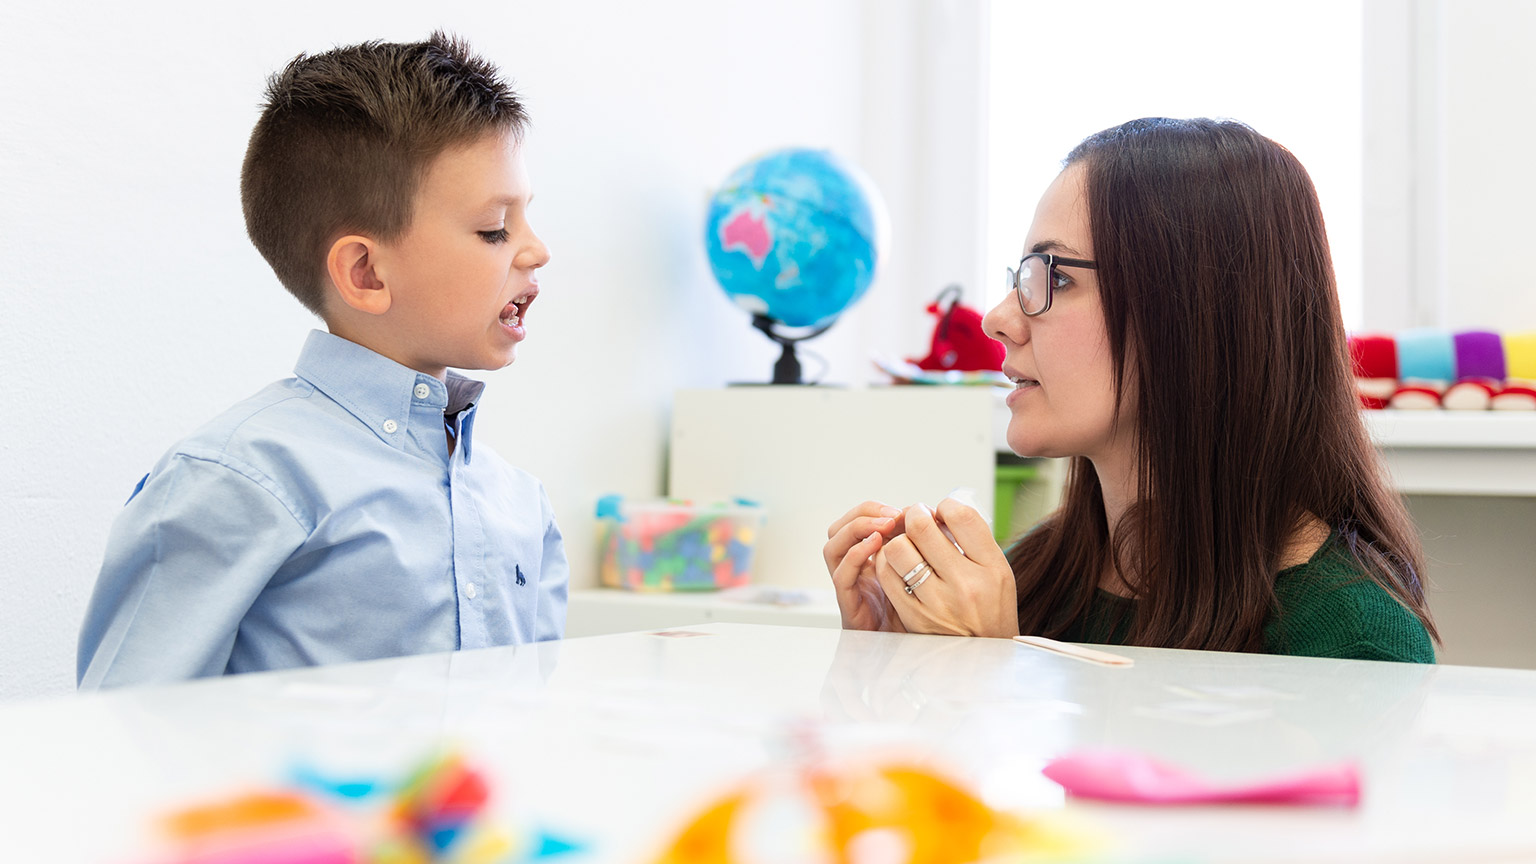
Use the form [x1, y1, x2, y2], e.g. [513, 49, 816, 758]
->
[934, 497, 1009, 567]
[826, 501, 901, 539]
[901, 504, 968, 574]
[831, 531, 881, 593]
[831, 532, 887, 630]
[878, 534, 932, 591]
[875, 541, 934, 611]
[822, 514, 899, 573]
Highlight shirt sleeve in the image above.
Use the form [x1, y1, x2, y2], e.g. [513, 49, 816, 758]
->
[77, 452, 308, 689]
[534, 484, 569, 642]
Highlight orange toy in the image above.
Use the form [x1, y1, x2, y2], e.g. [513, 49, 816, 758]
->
[651, 758, 1093, 864]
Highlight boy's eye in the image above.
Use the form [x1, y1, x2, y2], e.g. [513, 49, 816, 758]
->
[478, 228, 509, 244]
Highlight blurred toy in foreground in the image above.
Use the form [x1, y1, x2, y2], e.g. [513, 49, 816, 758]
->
[143, 751, 583, 864]
[650, 756, 1096, 864]
[1348, 328, 1536, 409]
[596, 496, 763, 591]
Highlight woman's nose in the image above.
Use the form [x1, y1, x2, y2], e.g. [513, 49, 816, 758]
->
[982, 292, 1026, 346]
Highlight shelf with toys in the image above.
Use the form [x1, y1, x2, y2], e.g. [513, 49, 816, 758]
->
[983, 322, 1536, 495]
[1349, 328, 1536, 496]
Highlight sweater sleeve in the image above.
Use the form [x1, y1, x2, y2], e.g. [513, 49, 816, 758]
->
[1266, 561, 1436, 664]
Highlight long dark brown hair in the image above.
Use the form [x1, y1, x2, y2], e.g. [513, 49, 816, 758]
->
[1009, 118, 1437, 651]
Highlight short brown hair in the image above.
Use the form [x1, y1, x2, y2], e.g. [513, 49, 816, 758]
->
[241, 32, 528, 315]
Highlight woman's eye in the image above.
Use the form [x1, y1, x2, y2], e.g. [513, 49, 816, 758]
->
[478, 228, 509, 244]
[1050, 269, 1073, 290]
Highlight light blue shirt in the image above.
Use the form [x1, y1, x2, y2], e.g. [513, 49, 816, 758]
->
[78, 330, 568, 689]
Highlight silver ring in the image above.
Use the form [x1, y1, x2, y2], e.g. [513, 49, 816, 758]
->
[900, 560, 931, 585]
[903, 568, 933, 595]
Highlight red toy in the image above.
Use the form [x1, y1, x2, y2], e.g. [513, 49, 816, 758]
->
[908, 285, 1004, 373]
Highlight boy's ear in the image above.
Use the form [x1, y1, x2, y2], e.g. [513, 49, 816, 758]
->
[326, 235, 390, 315]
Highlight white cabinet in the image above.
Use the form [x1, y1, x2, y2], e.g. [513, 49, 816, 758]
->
[568, 386, 998, 636]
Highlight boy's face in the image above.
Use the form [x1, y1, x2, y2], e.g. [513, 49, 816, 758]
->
[374, 132, 549, 379]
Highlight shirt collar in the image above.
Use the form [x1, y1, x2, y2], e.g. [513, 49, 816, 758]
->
[445, 371, 485, 463]
[293, 330, 486, 458]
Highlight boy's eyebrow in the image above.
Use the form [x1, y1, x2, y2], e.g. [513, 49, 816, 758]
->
[1030, 239, 1087, 257]
[482, 194, 532, 207]
[473, 194, 533, 220]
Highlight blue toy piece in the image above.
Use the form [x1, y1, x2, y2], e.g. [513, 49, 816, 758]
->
[1397, 327, 1456, 382]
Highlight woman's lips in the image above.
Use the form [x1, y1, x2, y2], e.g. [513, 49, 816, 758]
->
[1004, 376, 1039, 407]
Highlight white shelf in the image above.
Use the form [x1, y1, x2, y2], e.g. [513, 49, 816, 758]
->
[1365, 411, 1536, 497]
[1363, 410, 1536, 449]
[566, 586, 841, 638]
[995, 396, 1536, 496]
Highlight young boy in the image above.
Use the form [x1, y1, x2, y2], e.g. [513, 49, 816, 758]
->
[77, 33, 567, 689]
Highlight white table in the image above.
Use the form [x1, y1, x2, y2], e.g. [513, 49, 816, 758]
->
[3, 624, 1535, 863]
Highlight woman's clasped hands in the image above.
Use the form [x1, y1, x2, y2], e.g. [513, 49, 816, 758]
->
[823, 497, 1019, 638]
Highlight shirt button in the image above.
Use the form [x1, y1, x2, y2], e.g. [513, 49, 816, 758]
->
[382, 419, 399, 434]
[465, 582, 478, 599]
[414, 383, 430, 399]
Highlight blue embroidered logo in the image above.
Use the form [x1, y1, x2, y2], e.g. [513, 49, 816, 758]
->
[515, 565, 526, 586]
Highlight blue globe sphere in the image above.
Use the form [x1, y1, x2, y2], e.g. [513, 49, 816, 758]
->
[704, 148, 886, 329]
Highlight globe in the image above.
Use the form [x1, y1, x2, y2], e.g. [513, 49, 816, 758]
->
[704, 148, 887, 382]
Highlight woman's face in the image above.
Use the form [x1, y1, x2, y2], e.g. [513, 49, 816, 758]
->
[983, 164, 1136, 464]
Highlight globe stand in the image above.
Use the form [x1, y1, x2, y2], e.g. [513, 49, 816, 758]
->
[748, 313, 833, 385]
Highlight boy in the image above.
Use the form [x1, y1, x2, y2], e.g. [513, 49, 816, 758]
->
[77, 33, 567, 689]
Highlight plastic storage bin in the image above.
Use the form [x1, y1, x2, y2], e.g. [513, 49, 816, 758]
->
[595, 496, 764, 591]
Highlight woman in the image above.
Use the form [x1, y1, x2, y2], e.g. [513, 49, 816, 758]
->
[824, 118, 1436, 662]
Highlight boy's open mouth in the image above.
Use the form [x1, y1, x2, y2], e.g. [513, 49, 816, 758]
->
[500, 292, 535, 328]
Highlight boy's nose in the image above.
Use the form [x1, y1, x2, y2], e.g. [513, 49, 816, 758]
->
[517, 233, 551, 270]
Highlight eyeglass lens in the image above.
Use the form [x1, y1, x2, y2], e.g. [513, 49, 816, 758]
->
[1010, 255, 1049, 315]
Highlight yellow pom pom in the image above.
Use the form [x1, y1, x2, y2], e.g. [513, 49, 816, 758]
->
[1505, 331, 1536, 381]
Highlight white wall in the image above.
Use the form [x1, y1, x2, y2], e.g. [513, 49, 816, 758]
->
[1363, 0, 1536, 330]
[1437, 1, 1536, 330]
[0, 1, 989, 700]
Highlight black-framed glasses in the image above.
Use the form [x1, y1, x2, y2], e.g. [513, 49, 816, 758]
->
[1005, 252, 1097, 316]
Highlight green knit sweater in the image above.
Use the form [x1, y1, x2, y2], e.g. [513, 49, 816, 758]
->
[1057, 533, 1436, 663]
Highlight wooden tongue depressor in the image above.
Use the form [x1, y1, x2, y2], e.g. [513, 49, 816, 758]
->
[1014, 635, 1135, 667]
